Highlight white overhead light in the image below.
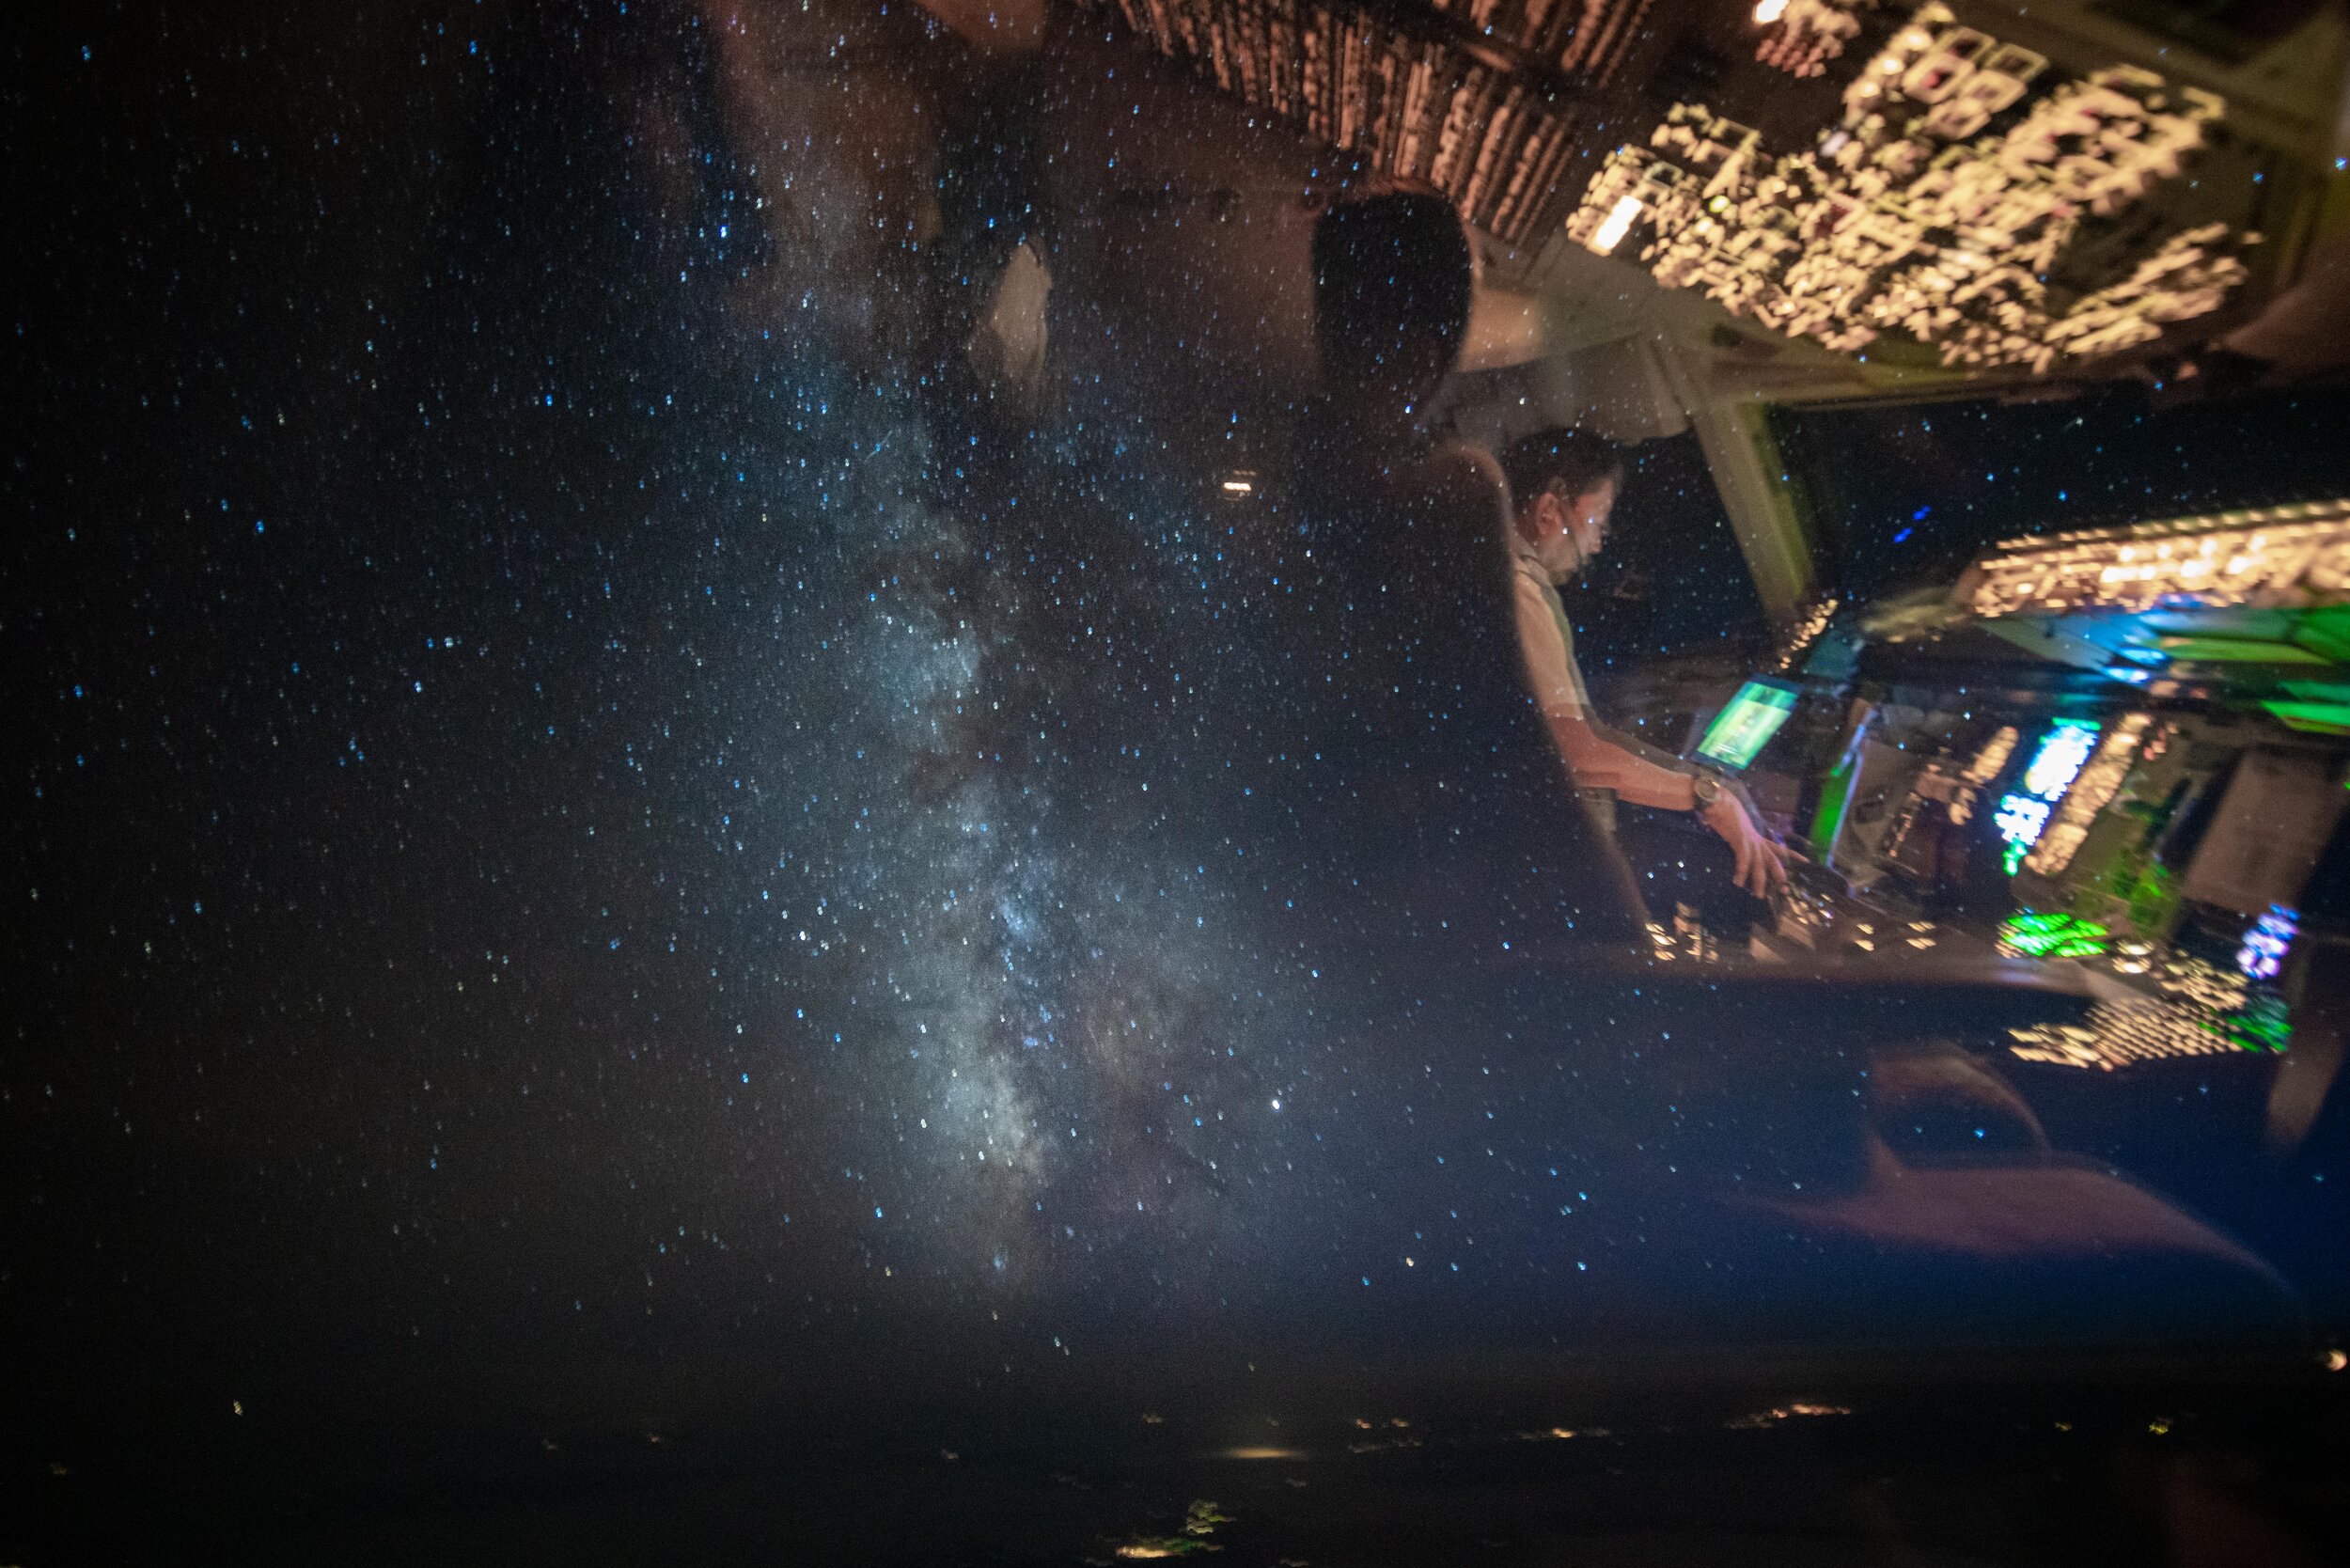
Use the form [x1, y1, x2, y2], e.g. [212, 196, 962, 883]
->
[1587, 195, 1642, 256]
[1753, 0, 1789, 23]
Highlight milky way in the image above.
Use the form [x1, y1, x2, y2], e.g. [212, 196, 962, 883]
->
[18, 5, 2328, 1418]
[8, 3, 1443, 1388]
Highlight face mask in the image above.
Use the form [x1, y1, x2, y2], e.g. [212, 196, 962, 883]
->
[1532, 525, 1583, 586]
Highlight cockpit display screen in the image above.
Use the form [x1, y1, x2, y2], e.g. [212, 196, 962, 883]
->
[1693, 678, 1799, 771]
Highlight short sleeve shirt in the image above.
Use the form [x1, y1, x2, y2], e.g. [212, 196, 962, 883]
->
[1512, 549, 1593, 721]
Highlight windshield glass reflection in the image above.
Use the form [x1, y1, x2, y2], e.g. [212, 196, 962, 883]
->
[11, 0, 2348, 1458]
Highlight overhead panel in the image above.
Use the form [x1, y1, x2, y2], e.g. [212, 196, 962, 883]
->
[1078, 0, 1655, 244]
[1563, 2, 2269, 373]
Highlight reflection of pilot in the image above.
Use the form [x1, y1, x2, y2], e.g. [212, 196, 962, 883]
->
[1268, 192, 1643, 951]
[1500, 429, 1788, 903]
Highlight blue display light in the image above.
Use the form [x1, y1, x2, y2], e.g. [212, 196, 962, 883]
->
[2236, 905, 2297, 980]
[1995, 719, 2101, 874]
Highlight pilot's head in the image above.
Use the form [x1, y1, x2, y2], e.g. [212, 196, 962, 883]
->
[1501, 428, 1625, 584]
[1310, 190, 1472, 423]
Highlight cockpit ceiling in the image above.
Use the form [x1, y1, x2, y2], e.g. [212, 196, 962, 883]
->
[1057, 2, 2339, 393]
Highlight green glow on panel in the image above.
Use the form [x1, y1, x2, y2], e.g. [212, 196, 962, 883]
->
[1998, 909, 2110, 959]
[2214, 994, 2294, 1054]
[1809, 750, 1855, 858]
[2156, 635, 2331, 665]
[2263, 699, 2350, 734]
[2293, 605, 2350, 663]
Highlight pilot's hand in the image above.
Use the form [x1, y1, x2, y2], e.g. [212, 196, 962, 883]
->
[1701, 792, 1791, 901]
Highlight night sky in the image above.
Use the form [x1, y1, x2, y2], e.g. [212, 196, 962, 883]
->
[3, 4, 1654, 1421]
[5, 3, 2333, 1444]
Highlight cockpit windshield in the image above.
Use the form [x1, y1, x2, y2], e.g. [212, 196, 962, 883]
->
[10, 1, 2349, 1559]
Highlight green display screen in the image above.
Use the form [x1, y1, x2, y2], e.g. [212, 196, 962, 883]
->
[1694, 679, 1798, 770]
[2263, 698, 2350, 735]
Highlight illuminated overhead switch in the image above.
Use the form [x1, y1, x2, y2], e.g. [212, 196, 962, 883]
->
[1588, 195, 1643, 256]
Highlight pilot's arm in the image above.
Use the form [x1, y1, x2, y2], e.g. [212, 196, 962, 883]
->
[1512, 571, 1696, 808]
[1512, 569, 1787, 898]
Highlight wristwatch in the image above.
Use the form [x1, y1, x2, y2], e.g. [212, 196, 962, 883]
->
[1688, 770, 1723, 810]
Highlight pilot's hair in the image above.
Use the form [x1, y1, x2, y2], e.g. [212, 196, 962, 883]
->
[1310, 190, 1472, 382]
[1499, 427, 1627, 515]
